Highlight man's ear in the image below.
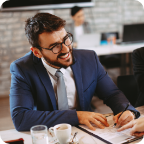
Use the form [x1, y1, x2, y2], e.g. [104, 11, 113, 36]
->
[30, 47, 42, 58]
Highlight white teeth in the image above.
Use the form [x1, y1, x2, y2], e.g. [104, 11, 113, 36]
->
[60, 53, 68, 58]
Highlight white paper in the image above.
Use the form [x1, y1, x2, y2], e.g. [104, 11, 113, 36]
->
[79, 115, 137, 144]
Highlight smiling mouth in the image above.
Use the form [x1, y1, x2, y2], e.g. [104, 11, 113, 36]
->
[59, 52, 70, 60]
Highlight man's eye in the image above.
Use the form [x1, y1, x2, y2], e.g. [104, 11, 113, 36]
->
[53, 44, 61, 49]
[50, 44, 57, 49]
[55, 44, 61, 48]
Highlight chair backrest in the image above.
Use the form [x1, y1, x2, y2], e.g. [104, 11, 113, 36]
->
[99, 54, 121, 68]
[117, 75, 139, 107]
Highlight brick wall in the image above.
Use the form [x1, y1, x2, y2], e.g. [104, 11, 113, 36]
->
[0, 0, 144, 97]
[0, 11, 38, 96]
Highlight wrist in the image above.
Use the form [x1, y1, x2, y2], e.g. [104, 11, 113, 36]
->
[130, 111, 136, 119]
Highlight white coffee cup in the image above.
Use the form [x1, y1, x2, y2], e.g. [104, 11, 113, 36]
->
[49, 123, 71, 144]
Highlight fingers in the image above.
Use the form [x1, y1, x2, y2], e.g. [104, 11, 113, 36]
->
[94, 115, 109, 127]
[133, 132, 144, 137]
[85, 113, 109, 130]
[76, 111, 109, 131]
[113, 113, 121, 124]
[118, 115, 132, 126]
[90, 118, 105, 129]
[84, 116, 107, 130]
[117, 120, 135, 132]
[116, 111, 134, 127]
[130, 125, 140, 135]
[96, 113, 107, 121]
[120, 120, 131, 127]
[85, 120, 96, 131]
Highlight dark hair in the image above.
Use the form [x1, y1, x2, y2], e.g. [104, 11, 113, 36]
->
[71, 6, 83, 16]
[25, 13, 66, 49]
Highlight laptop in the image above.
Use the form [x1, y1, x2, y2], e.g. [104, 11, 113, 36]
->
[77, 33, 101, 49]
[121, 23, 144, 44]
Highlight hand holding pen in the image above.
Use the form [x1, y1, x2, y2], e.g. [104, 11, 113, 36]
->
[113, 103, 135, 128]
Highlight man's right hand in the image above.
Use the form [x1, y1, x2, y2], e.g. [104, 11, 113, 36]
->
[76, 111, 109, 131]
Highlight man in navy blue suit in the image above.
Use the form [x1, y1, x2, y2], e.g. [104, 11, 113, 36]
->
[10, 13, 140, 131]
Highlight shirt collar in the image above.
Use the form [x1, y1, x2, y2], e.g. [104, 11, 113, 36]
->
[41, 58, 66, 76]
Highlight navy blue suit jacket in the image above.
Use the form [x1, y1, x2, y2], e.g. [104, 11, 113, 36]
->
[10, 49, 140, 131]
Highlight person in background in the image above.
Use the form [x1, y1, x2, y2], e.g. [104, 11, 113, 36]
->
[132, 47, 144, 107]
[117, 47, 144, 137]
[10, 13, 139, 131]
[65, 6, 91, 48]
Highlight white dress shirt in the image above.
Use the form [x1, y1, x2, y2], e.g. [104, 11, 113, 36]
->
[41, 58, 79, 110]
[74, 25, 84, 42]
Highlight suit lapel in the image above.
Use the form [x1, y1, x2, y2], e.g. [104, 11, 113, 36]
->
[33, 50, 84, 111]
[33, 55, 57, 110]
[71, 56, 84, 111]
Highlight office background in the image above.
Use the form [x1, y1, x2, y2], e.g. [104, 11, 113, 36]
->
[0, 0, 144, 97]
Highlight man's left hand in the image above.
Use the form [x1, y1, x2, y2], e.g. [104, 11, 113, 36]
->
[113, 110, 135, 127]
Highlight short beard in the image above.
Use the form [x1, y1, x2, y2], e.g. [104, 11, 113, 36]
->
[42, 48, 74, 69]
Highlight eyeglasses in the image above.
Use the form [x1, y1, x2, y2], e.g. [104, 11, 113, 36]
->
[37, 32, 73, 54]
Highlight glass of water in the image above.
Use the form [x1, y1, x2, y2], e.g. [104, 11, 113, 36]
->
[31, 125, 49, 144]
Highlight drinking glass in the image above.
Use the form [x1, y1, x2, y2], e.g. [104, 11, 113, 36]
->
[31, 125, 49, 144]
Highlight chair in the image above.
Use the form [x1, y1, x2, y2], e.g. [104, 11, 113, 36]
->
[117, 75, 139, 107]
[100, 32, 121, 69]
[100, 54, 121, 68]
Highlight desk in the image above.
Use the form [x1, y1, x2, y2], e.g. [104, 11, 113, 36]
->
[78, 43, 144, 75]
[0, 129, 142, 144]
[78, 43, 144, 56]
[1, 106, 144, 144]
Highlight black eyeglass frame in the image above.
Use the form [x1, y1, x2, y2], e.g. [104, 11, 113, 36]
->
[37, 32, 73, 54]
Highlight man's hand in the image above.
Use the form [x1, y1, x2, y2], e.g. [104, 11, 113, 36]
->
[76, 111, 109, 131]
[117, 117, 144, 137]
[113, 110, 134, 127]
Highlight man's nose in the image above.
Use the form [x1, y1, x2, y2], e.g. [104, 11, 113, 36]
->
[61, 43, 70, 52]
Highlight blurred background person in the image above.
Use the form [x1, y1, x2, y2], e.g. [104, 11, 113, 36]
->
[117, 47, 144, 137]
[132, 47, 144, 107]
[65, 6, 91, 48]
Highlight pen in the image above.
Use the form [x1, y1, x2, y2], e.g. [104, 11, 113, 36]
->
[113, 102, 130, 127]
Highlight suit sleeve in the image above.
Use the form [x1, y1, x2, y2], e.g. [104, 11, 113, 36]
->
[10, 62, 79, 131]
[93, 51, 140, 117]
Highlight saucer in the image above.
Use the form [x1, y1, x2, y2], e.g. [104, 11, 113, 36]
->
[49, 134, 79, 144]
